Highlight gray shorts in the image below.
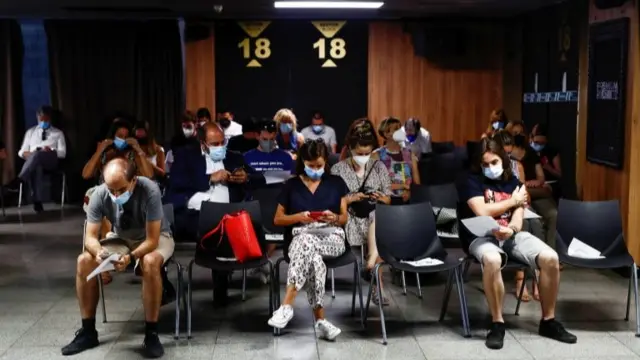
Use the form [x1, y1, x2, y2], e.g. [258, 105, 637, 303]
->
[100, 232, 175, 265]
[468, 231, 554, 270]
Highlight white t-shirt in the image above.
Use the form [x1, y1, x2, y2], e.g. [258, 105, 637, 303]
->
[400, 127, 432, 158]
[223, 120, 243, 140]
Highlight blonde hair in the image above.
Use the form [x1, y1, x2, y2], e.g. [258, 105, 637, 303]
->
[273, 108, 298, 131]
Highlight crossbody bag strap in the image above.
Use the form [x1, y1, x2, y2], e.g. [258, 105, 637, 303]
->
[357, 160, 378, 192]
[199, 215, 228, 249]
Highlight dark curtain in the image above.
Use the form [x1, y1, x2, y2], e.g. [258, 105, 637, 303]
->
[0, 20, 25, 185]
[45, 20, 183, 202]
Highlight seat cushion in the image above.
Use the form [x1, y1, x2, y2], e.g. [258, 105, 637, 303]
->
[388, 255, 462, 273]
[194, 253, 270, 271]
[558, 252, 633, 269]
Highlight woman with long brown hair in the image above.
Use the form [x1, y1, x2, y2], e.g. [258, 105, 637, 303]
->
[132, 121, 166, 178]
[481, 109, 508, 139]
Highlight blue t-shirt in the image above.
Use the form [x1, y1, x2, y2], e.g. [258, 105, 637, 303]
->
[277, 175, 349, 217]
[244, 148, 293, 173]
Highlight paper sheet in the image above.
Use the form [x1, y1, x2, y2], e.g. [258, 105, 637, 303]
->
[568, 238, 605, 259]
[461, 216, 501, 237]
[400, 258, 444, 267]
[264, 171, 293, 185]
[524, 208, 542, 219]
[87, 253, 120, 281]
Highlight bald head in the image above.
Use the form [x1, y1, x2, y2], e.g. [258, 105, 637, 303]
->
[202, 122, 225, 147]
[103, 158, 134, 194]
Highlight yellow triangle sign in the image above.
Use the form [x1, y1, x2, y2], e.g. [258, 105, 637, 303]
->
[321, 59, 337, 68]
[312, 21, 346, 38]
[238, 21, 271, 38]
[247, 59, 262, 68]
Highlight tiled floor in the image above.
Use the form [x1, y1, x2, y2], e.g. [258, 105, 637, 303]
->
[1, 204, 640, 359]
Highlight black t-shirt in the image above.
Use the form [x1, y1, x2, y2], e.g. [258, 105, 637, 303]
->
[459, 174, 521, 227]
[227, 135, 259, 154]
[277, 175, 349, 218]
[520, 148, 541, 181]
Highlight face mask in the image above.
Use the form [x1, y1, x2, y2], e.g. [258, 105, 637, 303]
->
[304, 166, 324, 180]
[219, 118, 231, 128]
[530, 142, 545, 152]
[259, 139, 275, 152]
[199, 121, 207, 127]
[280, 123, 293, 134]
[492, 121, 503, 130]
[39, 121, 51, 130]
[406, 135, 417, 143]
[182, 128, 194, 137]
[110, 191, 132, 206]
[114, 137, 128, 150]
[483, 165, 504, 180]
[312, 125, 324, 134]
[392, 129, 406, 143]
[352, 153, 370, 166]
[208, 145, 226, 162]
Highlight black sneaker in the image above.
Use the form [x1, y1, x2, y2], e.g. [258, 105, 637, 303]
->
[539, 318, 577, 344]
[485, 322, 506, 350]
[33, 202, 44, 213]
[61, 328, 99, 356]
[142, 332, 164, 358]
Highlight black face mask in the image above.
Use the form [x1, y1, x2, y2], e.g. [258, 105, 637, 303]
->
[219, 118, 231, 128]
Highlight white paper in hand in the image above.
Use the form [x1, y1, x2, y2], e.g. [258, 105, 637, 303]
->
[524, 208, 542, 219]
[461, 216, 501, 237]
[86, 253, 120, 281]
[568, 238, 604, 259]
[264, 171, 293, 185]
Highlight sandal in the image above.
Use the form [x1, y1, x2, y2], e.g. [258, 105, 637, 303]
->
[515, 276, 531, 302]
[372, 288, 390, 306]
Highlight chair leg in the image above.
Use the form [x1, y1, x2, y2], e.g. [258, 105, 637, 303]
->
[626, 267, 632, 321]
[351, 264, 356, 317]
[174, 261, 182, 340]
[364, 271, 374, 323]
[1, 185, 5, 217]
[462, 260, 472, 282]
[416, 273, 423, 299]
[273, 258, 285, 336]
[242, 269, 247, 301]
[61, 174, 66, 208]
[187, 260, 195, 339]
[438, 269, 454, 322]
[454, 266, 471, 338]
[18, 183, 22, 208]
[98, 275, 107, 323]
[514, 270, 528, 316]
[401, 271, 407, 295]
[356, 261, 364, 328]
[373, 263, 388, 345]
[331, 269, 336, 299]
[267, 261, 274, 315]
[632, 263, 640, 337]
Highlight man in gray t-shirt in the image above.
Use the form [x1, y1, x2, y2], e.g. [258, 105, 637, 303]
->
[62, 158, 174, 359]
[300, 111, 338, 153]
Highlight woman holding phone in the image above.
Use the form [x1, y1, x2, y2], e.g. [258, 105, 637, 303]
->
[268, 138, 349, 341]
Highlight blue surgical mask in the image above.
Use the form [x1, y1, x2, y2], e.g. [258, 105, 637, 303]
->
[483, 165, 504, 180]
[304, 166, 324, 180]
[492, 121, 503, 130]
[312, 125, 324, 134]
[110, 191, 132, 206]
[530, 142, 545, 152]
[406, 135, 417, 143]
[113, 137, 128, 150]
[208, 145, 226, 162]
[280, 123, 293, 134]
[39, 121, 51, 130]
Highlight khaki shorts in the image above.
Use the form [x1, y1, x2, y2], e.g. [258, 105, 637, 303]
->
[468, 231, 554, 270]
[100, 232, 175, 264]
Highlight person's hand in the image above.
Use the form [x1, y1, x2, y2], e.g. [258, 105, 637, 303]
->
[320, 210, 338, 223]
[96, 248, 110, 264]
[210, 169, 230, 183]
[401, 190, 410, 203]
[492, 226, 514, 241]
[126, 137, 142, 151]
[371, 191, 391, 205]
[290, 152, 297, 160]
[111, 254, 131, 272]
[42, 146, 52, 152]
[22, 151, 32, 159]
[98, 139, 113, 152]
[525, 180, 543, 188]
[511, 185, 527, 204]
[347, 192, 368, 204]
[540, 157, 549, 166]
[229, 169, 248, 184]
[296, 211, 314, 224]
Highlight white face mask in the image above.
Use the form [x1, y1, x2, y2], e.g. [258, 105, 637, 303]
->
[352, 154, 370, 166]
[182, 128, 194, 137]
[392, 128, 406, 143]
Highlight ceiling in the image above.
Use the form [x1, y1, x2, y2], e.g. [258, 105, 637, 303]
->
[0, 0, 566, 18]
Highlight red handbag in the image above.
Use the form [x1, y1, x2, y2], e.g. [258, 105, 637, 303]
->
[199, 211, 263, 263]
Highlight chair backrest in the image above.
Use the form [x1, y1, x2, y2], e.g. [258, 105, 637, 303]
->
[425, 153, 463, 185]
[410, 184, 430, 204]
[375, 202, 444, 261]
[453, 146, 468, 164]
[426, 183, 458, 210]
[557, 199, 623, 252]
[455, 201, 477, 254]
[432, 141, 455, 154]
[252, 185, 285, 234]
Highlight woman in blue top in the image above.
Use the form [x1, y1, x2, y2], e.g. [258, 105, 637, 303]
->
[268, 139, 348, 341]
[274, 108, 305, 159]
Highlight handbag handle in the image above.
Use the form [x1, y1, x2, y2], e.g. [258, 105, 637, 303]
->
[199, 214, 231, 250]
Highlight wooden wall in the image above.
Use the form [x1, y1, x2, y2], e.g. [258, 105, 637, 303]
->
[576, 0, 640, 260]
[184, 25, 216, 113]
[367, 22, 504, 145]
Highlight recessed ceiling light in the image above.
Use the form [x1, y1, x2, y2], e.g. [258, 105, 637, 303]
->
[274, 1, 384, 9]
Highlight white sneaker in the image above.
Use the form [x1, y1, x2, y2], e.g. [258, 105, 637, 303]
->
[268, 305, 294, 329]
[315, 319, 341, 341]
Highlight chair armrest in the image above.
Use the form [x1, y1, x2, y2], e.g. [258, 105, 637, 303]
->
[601, 233, 627, 257]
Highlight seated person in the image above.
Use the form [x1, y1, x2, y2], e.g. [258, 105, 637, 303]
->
[268, 139, 348, 340]
[375, 117, 421, 204]
[274, 108, 305, 158]
[165, 123, 265, 304]
[530, 124, 562, 197]
[244, 120, 294, 173]
[481, 108, 508, 139]
[400, 117, 432, 158]
[331, 118, 392, 305]
[196, 107, 213, 127]
[458, 137, 576, 350]
[505, 120, 525, 137]
[133, 121, 166, 179]
[62, 158, 175, 358]
[510, 134, 557, 248]
[82, 118, 153, 181]
[216, 108, 243, 140]
[227, 116, 260, 154]
[300, 111, 338, 153]
[8, 106, 66, 212]
[337, 118, 378, 161]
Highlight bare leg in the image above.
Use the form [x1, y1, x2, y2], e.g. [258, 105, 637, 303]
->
[536, 251, 560, 319]
[366, 220, 378, 270]
[482, 252, 505, 323]
[515, 270, 531, 301]
[77, 252, 100, 319]
[282, 285, 298, 306]
[141, 252, 164, 322]
[533, 271, 540, 301]
[313, 307, 325, 320]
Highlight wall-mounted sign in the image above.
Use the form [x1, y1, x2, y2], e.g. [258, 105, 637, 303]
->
[523, 91, 578, 103]
[312, 21, 347, 68]
[237, 21, 272, 67]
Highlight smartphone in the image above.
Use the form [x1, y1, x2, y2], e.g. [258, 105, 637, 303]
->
[232, 167, 244, 175]
[309, 211, 324, 220]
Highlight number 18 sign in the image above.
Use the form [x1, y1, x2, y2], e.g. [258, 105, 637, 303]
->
[237, 21, 272, 68]
[312, 21, 347, 68]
